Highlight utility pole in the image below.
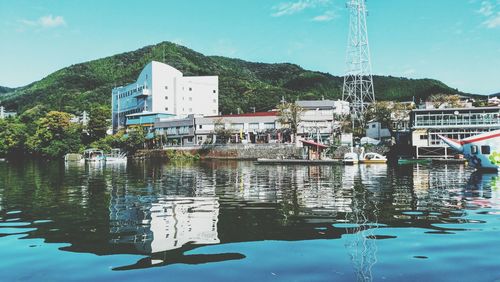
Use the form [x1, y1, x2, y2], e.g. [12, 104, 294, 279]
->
[342, 0, 375, 130]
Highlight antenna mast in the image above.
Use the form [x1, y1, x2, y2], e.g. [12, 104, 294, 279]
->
[342, 0, 375, 128]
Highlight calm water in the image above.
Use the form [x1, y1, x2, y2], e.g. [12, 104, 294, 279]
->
[0, 160, 499, 281]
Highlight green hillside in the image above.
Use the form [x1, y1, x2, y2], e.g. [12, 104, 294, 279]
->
[0, 86, 15, 95]
[0, 41, 468, 114]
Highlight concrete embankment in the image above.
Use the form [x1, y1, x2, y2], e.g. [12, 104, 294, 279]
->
[135, 144, 391, 161]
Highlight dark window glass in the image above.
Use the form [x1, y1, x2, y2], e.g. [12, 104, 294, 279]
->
[481, 145, 491, 154]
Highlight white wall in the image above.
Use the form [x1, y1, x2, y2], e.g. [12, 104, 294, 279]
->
[366, 121, 391, 139]
[177, 76, 218, 117]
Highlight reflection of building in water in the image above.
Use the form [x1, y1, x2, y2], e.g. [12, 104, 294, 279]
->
[109, 186, 219, 254]
[149, 197, 219, 253]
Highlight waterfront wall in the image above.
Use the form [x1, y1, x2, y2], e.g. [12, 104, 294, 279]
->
[136, 144, 390, 160]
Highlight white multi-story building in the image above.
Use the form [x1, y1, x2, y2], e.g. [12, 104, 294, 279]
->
[295, 100, 349, 142]
[112, 61, 218, 132]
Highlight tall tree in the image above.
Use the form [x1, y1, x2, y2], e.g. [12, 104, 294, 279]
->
[123, 126, 146, 154]
[88, 106, 110, 142]
[0, 119, 27, 156]
[277, 102, 304, 144]
[429, 94, 462, 108]
[26, 111, 83, 158]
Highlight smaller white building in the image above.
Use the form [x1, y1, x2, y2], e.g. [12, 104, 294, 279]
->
[0, 106, 16, 119]
[365, 120, 391, 140]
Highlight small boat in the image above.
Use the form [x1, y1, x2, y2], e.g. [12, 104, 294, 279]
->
[439, 130, 500, 171]
[360, 152, 387, 164]
[83, 148, 105, 162]
[397, 158, 431, 165]
[343, 152, 359, 165]
[358, 147, 387, 164]
[105, 148, 127, 164]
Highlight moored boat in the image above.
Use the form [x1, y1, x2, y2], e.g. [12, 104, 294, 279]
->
[105, 148, 127, 164]
[360, 152, 387, 164]
[397, 158, 431, 165]
[83, 149, 105, 162]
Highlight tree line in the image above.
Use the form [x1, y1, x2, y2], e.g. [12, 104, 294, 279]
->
[0, 105, 146, 159]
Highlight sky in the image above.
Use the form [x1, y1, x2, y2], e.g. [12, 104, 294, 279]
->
[0, 0, 499, 95]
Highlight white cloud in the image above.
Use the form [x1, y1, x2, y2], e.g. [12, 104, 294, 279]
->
[39, 15, 65, 28]
[478, 1, 494, 16]
[483, 12, 500, 27]
[312, 10, 337, 22]
[271, 0, 330, 17]
[18, 14, 66, 30]
[476, 1, 500, 28]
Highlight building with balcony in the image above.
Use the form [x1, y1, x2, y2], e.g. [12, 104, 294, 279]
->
[410, 106, 500, 158]
[112, 61, 218, 132]
[295, 100, 349, 143]
[154, 115, 196, 146]
[195, 112, 280, 144]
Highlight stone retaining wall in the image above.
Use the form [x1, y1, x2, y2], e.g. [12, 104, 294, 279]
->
[136, 144, 390, 161]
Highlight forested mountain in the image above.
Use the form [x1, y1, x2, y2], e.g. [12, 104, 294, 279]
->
[0, 41, 470, 114]
[0, 86, 15, 95]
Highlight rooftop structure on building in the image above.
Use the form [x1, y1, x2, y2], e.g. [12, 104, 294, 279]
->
[410, 106, 500, 158]
[111, 61, 218, 132]
[296, 99, 350, 116]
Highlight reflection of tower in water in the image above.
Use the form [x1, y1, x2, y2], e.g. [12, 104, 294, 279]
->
[342, 165, 382, 282]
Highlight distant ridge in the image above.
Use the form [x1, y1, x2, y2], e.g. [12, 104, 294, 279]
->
[0, 41, 472, 114]
[0, 86, 15, 95]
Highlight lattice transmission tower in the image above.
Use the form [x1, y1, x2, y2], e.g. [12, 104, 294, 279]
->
[342, 0, 375, 127]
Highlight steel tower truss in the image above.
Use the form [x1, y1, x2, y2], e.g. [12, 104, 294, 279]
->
[342, 0, 375, 125]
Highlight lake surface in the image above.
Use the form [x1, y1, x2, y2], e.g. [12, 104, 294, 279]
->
[0, 160, 499, 281]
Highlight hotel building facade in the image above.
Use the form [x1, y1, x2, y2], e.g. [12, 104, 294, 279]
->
[112, 61, 218, 132]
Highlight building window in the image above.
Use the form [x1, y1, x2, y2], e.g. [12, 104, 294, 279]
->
[372, 124, 376, 128]
[165, 96, 168, 100]
[165, 86, 168, 90]
[420, 135, 428, 140]
[199, 125, 202, 129]
[165, 107, 168, 111]
[481, 145, 491, 155]
[213, 90, 216, 94]
[189, 97, 192, 101]
[189, 87, 192, 91]
[471, 145, 478, 155]
[213, 99, 217, 103]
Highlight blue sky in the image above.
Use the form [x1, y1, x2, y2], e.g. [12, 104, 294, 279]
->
[0, 0, 499, 94]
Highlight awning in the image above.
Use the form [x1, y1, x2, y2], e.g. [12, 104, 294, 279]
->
[300, 139, 328, 149]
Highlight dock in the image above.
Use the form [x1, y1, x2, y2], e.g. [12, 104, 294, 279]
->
[256, 158, 342, 165]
